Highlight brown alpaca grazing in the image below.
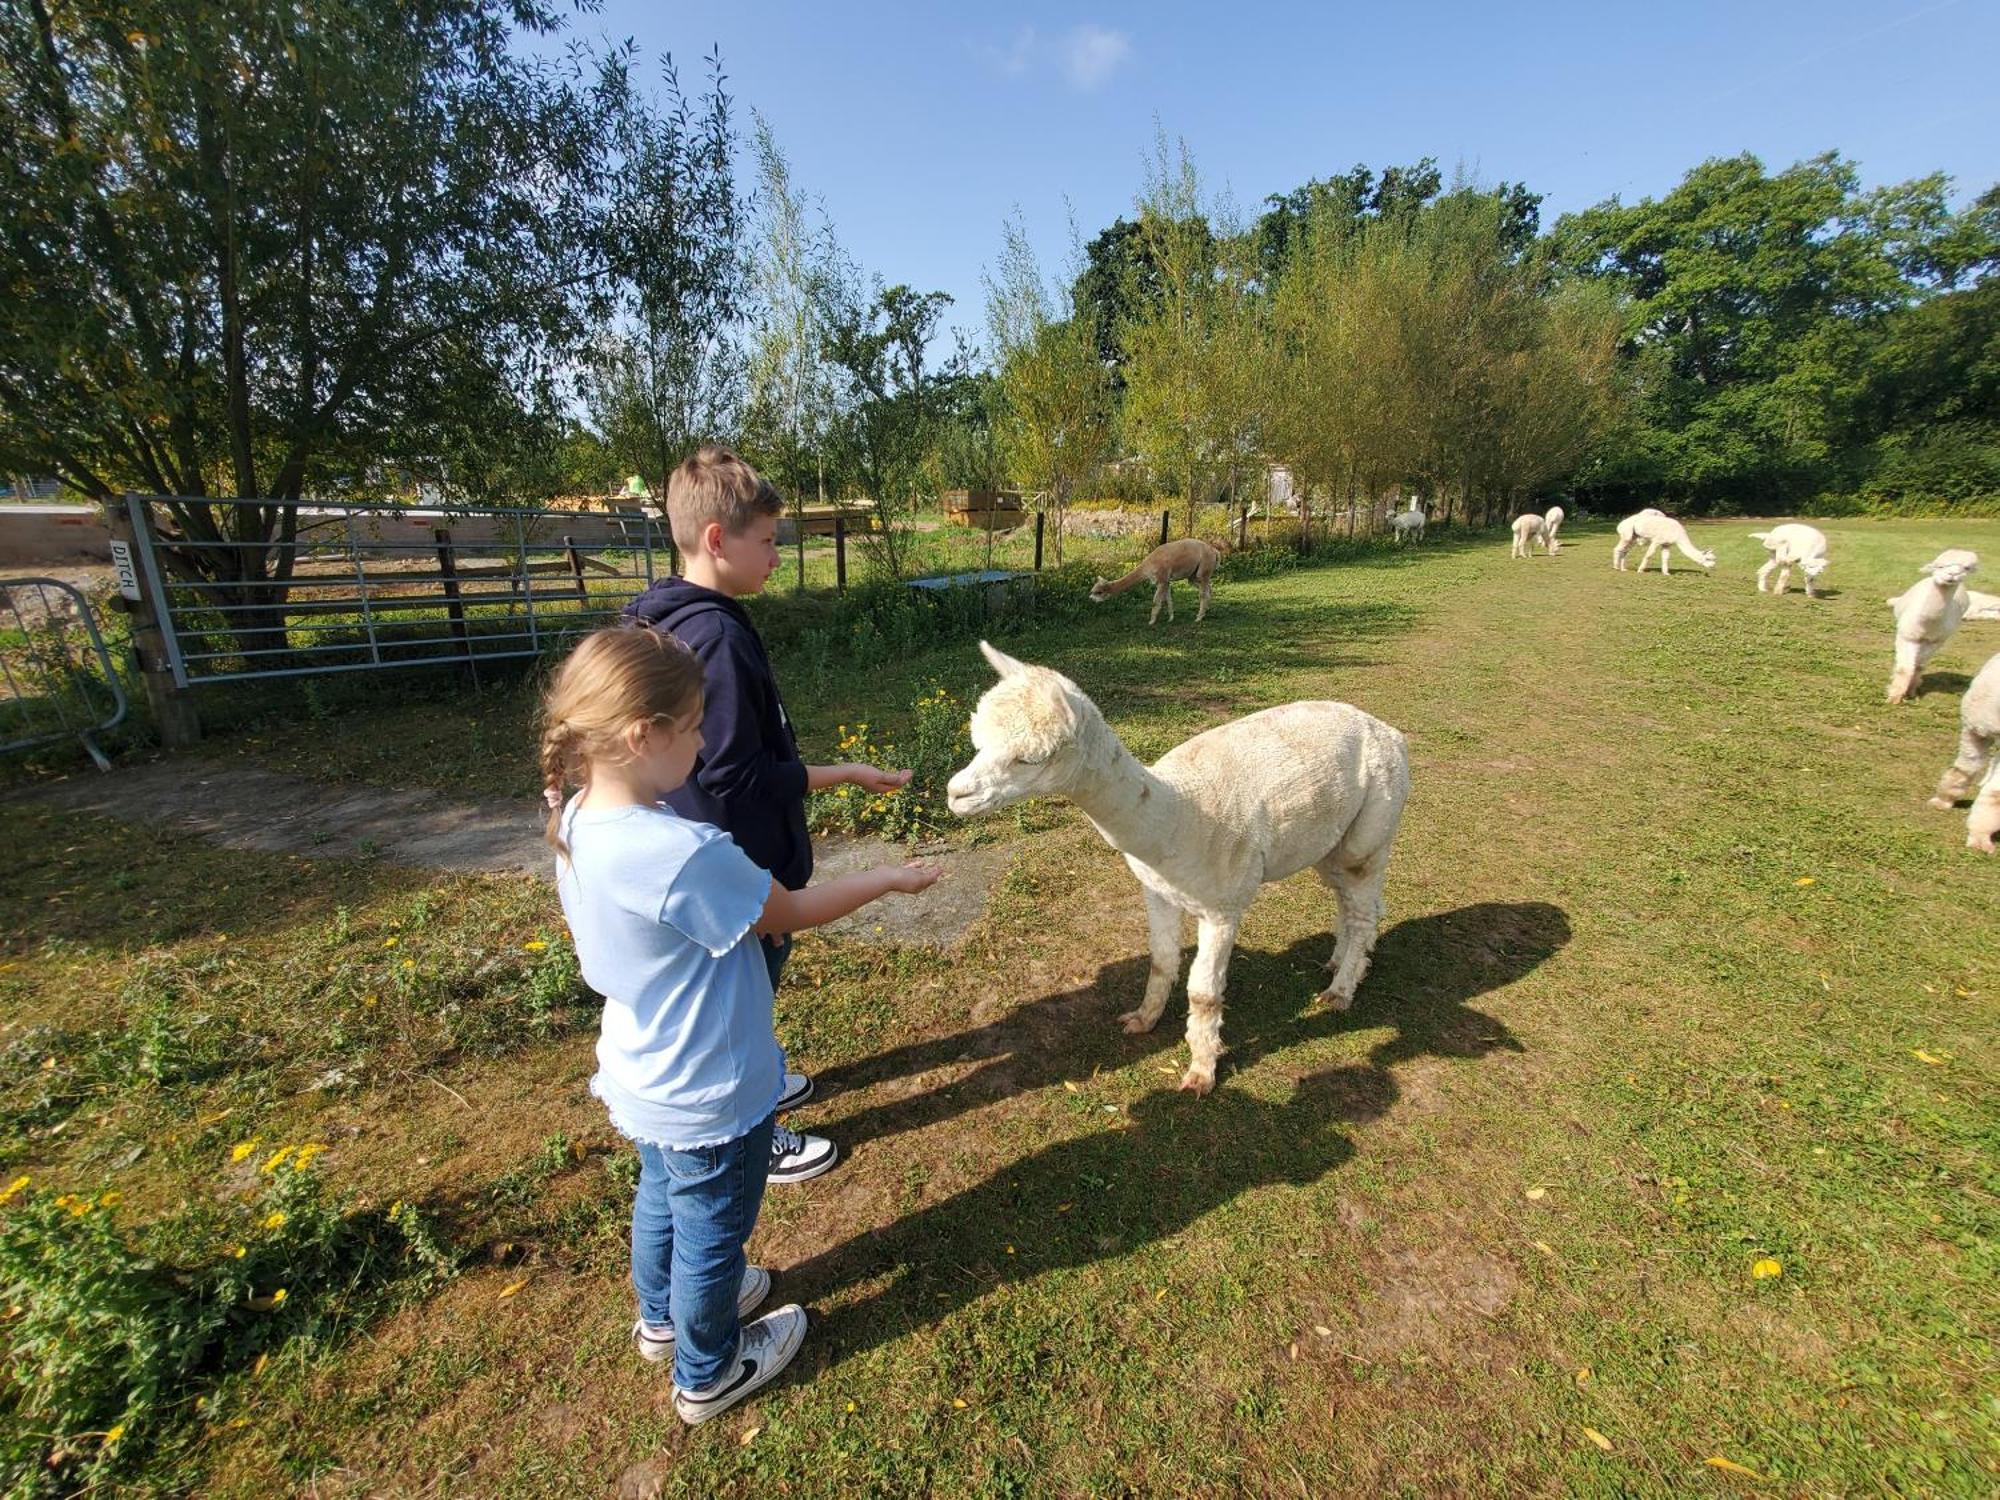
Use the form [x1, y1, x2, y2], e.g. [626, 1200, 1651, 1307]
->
[1089, 538, 1222, 625]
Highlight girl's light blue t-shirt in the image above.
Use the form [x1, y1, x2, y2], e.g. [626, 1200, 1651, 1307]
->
[556, 799, 782, 1150]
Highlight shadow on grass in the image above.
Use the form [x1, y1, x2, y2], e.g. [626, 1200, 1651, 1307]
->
[788, 901, 1565, 1373]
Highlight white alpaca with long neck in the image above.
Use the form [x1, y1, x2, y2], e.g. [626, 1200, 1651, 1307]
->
[1389, 499, 1426, 544]
[1543, 504, 1565, 545]
[946, 642, 1410, 1095]
[1752, 523, 1830, 597]
[1612, 508, 1715, 574]
[1089, 538, 1221, 625]
[1929, 651, 2000, 852]
[1511, 513, 1557, 558]
[1887, 549, 1980, 703]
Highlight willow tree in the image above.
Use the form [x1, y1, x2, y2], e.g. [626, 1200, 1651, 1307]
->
[0, 0, 676, 645]
[984, 211, 1113, 565]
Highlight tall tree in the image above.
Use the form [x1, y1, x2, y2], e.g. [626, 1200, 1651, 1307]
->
[985, 211, 1114, 565]
[0, 0, 665, 642]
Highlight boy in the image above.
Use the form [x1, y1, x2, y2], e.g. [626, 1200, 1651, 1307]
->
[625, 445, 910, 1185]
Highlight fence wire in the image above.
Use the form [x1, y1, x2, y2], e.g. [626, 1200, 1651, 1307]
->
[0, 577, 128, 770]
[129, 496, 668, 687]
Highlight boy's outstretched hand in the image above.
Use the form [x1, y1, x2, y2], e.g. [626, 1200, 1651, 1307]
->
[847, 763, 913, 793]
[885, 862, 943, 895]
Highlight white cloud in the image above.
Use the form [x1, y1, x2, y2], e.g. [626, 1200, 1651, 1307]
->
[1062, 24, 1131, 89]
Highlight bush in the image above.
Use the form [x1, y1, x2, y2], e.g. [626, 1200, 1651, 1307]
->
[0, 1149, 453, 1493]
[810, 685, 972, 841]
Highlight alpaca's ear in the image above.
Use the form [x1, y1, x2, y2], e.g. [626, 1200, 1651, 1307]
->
[979, 640, 1027, 678]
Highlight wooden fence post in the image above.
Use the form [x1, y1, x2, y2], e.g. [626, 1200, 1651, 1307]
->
[1159, 509, 1170, 546]
[834, 515, 847, 593]
[1034, 510, 1045, 571]
[433, 528, 476, 680]
[563, 534, 587, 604]
[106, 498, 200, 748]
[1237, 503, 1249, 551]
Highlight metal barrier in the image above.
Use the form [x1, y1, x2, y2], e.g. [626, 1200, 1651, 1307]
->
[0, 576, 128, 771]
[125, 495, 670, 688]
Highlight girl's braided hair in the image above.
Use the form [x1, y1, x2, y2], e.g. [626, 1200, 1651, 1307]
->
[539, 624, 704, 858]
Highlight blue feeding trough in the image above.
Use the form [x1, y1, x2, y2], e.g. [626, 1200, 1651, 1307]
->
[906, 569, 1036, 613]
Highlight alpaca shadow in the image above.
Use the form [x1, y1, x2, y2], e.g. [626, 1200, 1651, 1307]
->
[1912, 671, 1972, 698]
[812, 901, 1566, 1153]
[785, 901, 1567, 1374]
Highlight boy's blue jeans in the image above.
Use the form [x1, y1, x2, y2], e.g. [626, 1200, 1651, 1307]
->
[632, 1111, 776, 1391]
[762, 933, 791, 993]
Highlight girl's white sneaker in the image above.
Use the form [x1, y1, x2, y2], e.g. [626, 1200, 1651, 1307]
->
[673, 1304, 807, 1424]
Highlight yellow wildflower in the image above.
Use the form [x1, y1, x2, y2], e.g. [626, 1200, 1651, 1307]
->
[383, 936, 398, 948]
[263, 1210, 288, 1231]
[291, 1144, 326, 1172]
[230, 1245, 246, 1259]
[270, 1287, 287, 1304]
[523, 939, 548, 952]
[0, 1175, 28, 1204]
[230, 1140, 260, 1163]
[260, 1146, 294, 1175]
[1751, 1257, 1782, 1280]
[98, 1191, 122, 1208]
[103, 1423, 124, 1447]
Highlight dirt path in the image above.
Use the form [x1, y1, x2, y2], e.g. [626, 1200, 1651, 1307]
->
[15, 759, 1010, 947]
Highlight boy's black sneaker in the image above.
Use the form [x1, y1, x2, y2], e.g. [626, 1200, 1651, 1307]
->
[673, 1304, 808, 1424]
[767, 1123, 837, 1184]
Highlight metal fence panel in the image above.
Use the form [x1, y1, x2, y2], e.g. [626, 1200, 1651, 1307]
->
[0, 576, 129, 770]
[128, 496, 668, 687]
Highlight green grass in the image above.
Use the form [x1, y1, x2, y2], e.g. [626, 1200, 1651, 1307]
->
[1, 516, 1995, 1496]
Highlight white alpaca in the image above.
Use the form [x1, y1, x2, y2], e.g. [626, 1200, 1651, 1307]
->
[1089, 538, 1221, 625]
[1543, 505, 1565, 545]
[1965, 590, 2000, 622]
[946, 642, 1410, 1095]
[1928, 652, 2000, 852]
[1752, 523, 1831, 598]
[1612, 509, 1716, 575]
[1388, 502, 1427, 544]
[1885, 549, 1980, 703]
[1511, 513, 1557, 558]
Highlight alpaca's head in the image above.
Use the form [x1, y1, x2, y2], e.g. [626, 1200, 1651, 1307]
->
[1088, 578, 1112, 602]
[1801, 555, 1830, 579]
[1694, 548, 1717, 570]
[947, 641, 1095, 817]
[1920, 549, 1979, 589]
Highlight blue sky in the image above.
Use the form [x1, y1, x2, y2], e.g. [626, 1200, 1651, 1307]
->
[586, 0, 2000, 349]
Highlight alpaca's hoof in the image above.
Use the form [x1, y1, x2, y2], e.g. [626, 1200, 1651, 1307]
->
[1928, 795, 1956, 811]
[1316, 985, 1354, 1013]
[1118, 1009, 1160, 1035]
[1178, 1066, 1215, 1095]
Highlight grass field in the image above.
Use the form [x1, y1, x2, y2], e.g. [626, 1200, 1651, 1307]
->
[2, 516, 1995, 1496]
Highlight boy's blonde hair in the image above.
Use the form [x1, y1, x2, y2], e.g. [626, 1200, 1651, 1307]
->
[539, 625, 704, 855]
[663, 444, 783, 554]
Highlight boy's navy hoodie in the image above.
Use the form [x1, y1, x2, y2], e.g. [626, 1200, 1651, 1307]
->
[624, 577, 812, 891]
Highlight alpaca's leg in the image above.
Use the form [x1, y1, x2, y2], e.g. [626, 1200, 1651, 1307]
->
[1611, 536, 1629, 570]
[1805, 572, 1818, 599]
[1195, 574, 1211, 621]
[1149, 578, 1169, 626]
[1887, 638, 1922, 702]
[1120, 888, 1183, 1035]
[1930, 726, 1993, 809]
[1180, 914, 1240, 1095]
[1638, 539, 1660, 573]
[1757, 558, 1775, 592]
[1317, 852, 1391, 1012]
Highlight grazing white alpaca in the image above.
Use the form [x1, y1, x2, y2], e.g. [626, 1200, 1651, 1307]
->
[1388, 502, 1427, 544]
[1928, 651, 2000, 852]
[1885, 549, 1980, 703]
[1090, 538, 1222, 625]
[1543, 504, 1565, 545]
[1965, 590, 2000, 622]
[946, 642, 1410, 1095]
[1612, 509, 1716, 575]
[1510, 513, 1557, 558]
[1752, 523, 1831, 598]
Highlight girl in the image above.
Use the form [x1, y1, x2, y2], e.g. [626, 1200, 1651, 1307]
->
[541, 625, 940, 1423]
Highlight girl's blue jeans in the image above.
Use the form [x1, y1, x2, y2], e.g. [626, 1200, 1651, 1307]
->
[632, 1111, 777, 1391]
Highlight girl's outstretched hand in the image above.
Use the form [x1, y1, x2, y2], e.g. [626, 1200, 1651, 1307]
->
[886, 862, 943, 894]
[849, 763, 914, 793]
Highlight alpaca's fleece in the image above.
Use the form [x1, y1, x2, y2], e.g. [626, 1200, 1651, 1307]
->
[1612, 509, 1714, 573]
[1752, 523, 1830, 596]
[1511, 513, 1553, 558]
[948, 641, 1410, 1096]
[1929, 651, 2000, 852]
[1886, 550, 1980, 703]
